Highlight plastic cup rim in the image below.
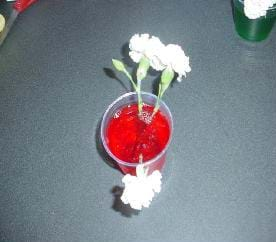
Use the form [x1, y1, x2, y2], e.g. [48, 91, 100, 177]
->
[100, 91, 174, 168]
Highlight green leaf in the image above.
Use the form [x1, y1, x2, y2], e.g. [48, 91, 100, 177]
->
[112, 59, 126, 72]
[137, 57, 150, 81]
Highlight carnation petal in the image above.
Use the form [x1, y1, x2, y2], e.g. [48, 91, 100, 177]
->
[120, 164, 162, 210]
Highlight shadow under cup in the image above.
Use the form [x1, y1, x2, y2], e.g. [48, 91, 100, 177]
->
[100, 92, 173, 176]
[233, 0, 276, 41]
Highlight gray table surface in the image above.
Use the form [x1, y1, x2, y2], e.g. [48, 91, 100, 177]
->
[1, 0, 276, 241]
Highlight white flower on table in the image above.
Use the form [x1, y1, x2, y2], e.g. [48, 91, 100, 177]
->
[244, 0, 276, 19]
[120, 164, 162, 210]
[158, 44, 191, 82]
[129, 33, 166, 71]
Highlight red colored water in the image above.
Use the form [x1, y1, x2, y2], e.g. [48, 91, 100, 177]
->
[106, 104, 170, 163]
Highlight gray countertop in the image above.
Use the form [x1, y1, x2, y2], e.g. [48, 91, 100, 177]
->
[1, 1, 276, 241]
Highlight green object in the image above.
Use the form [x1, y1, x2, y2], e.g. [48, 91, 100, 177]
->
[112, 59, 137, 90]
[233, 0, 276, 41]
[137, 57, 150, 81]
[160, 67, 174, 96]
[112, 59, 126, 72]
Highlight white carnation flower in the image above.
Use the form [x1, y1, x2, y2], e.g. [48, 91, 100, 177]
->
[129, 33, 166, 71]
[129, 34, 191, 82]
[244, 0, 276, 19]
[120, 164, 162, 210]
[158, 44, 191, 82]
[129, 33, 150, 63]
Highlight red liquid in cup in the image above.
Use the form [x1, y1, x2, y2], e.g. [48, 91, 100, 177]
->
[106, 104, 170, 175]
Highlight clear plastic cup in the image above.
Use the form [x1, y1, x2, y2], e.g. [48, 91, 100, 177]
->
[233, 0, 276, 41]
[100, 92, 173, 176]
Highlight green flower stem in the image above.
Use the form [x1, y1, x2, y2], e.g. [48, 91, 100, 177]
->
[124, 70, 138, 91]
[152, 83, 162, 116]
[137, 79, 143, 114]
[139, 154, 143, 164]
[112, 59, 137, 91]
[136, 57, 150, 115]
[152, 67, 174, 117]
